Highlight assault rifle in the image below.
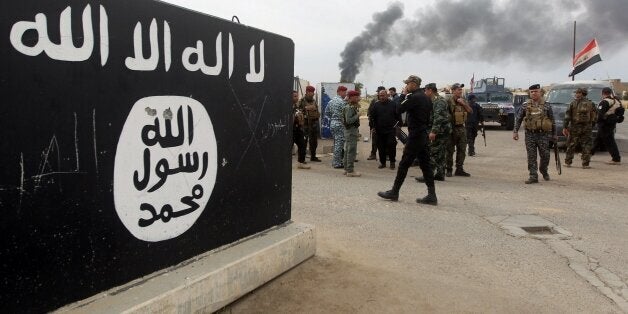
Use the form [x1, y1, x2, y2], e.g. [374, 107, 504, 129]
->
[551, 140, 561, 175]
[480, 123, 486, 146]
[394, 121, 408, 145]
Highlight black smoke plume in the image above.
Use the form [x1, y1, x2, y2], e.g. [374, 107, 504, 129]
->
[339, 0, 628, 82]
[338, 2, 404, 82]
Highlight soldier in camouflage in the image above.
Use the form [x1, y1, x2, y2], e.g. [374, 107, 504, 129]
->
[513, 84, 556, 184]
[416, 83, 451, 182]
[446, 83, 472, 177]
[343, 90, 362, 177]
[298, 85, 321, 162]
[563, 88, 597, 168]
[324, 86, 348, 169]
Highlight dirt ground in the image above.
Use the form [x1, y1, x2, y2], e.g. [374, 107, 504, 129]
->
[218, 118, 628, 314]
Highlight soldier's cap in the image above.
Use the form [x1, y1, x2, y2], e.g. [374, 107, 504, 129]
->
[425, 83, 438, 91]
[403, 75, 422, 86]
[575, 87, 588, 95]
[529, 84, 541, 90]
[451, 83, 465, 90]
[337, 85, 348, 92]
[467, 94, 477, 100]
[602, 87, 613, 95]
[376, 86, 386, 92]
[306, 85, 315, 92]
[347, 90, 361, 97]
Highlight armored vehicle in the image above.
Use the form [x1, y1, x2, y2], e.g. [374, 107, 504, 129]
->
[471, 77, 515, 130]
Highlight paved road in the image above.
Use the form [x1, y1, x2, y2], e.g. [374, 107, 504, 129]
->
[221, 119, 628, 313]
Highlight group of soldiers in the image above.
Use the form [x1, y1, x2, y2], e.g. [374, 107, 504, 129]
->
[514, 85, 623, 184]
[292, 77, 624, 203]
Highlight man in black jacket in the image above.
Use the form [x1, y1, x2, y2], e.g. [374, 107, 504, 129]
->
[378, 75, 437, 205]
[595, 87, 622, 164]
[370, 89, 402, 169]
[367, 86, 387, 160]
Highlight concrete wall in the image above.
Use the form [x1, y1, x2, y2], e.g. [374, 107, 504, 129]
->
[0, 1, 294, 312]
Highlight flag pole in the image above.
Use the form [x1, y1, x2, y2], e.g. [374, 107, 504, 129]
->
[572, 21, 576, 81]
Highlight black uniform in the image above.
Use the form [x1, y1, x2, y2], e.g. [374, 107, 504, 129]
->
[392, 91, 433, 191]
[595, 97, 622, 162]
[370, 99, 402, 166]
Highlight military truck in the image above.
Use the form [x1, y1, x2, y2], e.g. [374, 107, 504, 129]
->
[471, 77, 515, 130]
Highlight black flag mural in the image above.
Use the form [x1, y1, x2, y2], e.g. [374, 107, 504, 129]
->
[569, 38, 602, 77]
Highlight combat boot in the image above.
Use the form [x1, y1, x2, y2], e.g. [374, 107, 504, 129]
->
[434, 173, 445, 181]
[454, 167, 471, 177]
[446, 169, 453, 177]
[541, 172, 550, 181]
[346, 171, 361, 177]
[415, 176, 426, 183]
[377, 189, 399, 201]
[416, 186, 437, 205]
[297, 163, 310, 169]
[525, 177, 539, 184]
[367, 154, 376, 160]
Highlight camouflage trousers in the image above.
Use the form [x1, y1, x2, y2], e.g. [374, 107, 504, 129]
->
[330, 120, 345, 167]
[430, 133, 449, 176]
[525, 131, 551, 179]
[565, 125, 592, 166]
[343, 127, 359, 173]
[446, 126, 467, 170]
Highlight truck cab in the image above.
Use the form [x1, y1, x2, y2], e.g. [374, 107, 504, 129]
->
[471, 77, 515, 130]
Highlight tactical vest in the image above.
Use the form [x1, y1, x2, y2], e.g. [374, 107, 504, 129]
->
[573, 99, 595, 124]
[449, 98, 467, 126]
[524, 101, 552, 132]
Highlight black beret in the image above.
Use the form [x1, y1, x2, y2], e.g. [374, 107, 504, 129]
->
[529, 84, 540, 90]
[602, 87, 613, 94]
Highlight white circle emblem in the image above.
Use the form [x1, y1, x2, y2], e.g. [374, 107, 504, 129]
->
[114, 96, 217, 242]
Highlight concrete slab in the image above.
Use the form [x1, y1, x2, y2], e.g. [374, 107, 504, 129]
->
[487, 215, 572, 240]
[55, 222, 316, 314]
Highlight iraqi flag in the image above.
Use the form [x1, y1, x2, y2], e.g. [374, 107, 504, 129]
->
[569, 39, 602, 77]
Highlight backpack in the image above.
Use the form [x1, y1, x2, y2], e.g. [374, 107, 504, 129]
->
[606, 98, 624, 123]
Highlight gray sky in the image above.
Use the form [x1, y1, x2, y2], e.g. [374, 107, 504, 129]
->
[163, 0, 628, 92]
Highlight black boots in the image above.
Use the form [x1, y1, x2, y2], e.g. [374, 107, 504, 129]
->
[525, 177, 539, 184]
[446, 169, 453, 177]
[416, 186, 437, 205]
[377, 189, 399, 201]
[454, 167, 470, 177]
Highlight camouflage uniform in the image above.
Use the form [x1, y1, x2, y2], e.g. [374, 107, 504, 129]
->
[430, 95, 452, 177]
[514, 99, 556, 181]
[446, 97, 468, 173]
[325, 95, 347, 168]
[564, 97, 596, 167]
[343, 102, 360, 174]
[298, 97, 319, 160]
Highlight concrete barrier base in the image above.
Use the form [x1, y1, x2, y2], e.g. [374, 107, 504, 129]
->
[56, 222, 316, 313]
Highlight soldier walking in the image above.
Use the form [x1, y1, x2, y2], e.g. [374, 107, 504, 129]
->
[416, 83, 451, 182]
[595, 87, 623, 165]
[513, 84, 556, 184]
[563, 88, 596, 168]
[446, 83, 472, 177]
[378, 75, 437, 205]
[343, 90, 362, 177]
[324, 86, 348, 169]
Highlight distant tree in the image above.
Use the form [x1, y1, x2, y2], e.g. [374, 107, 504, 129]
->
[354, 82, 364, 92]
